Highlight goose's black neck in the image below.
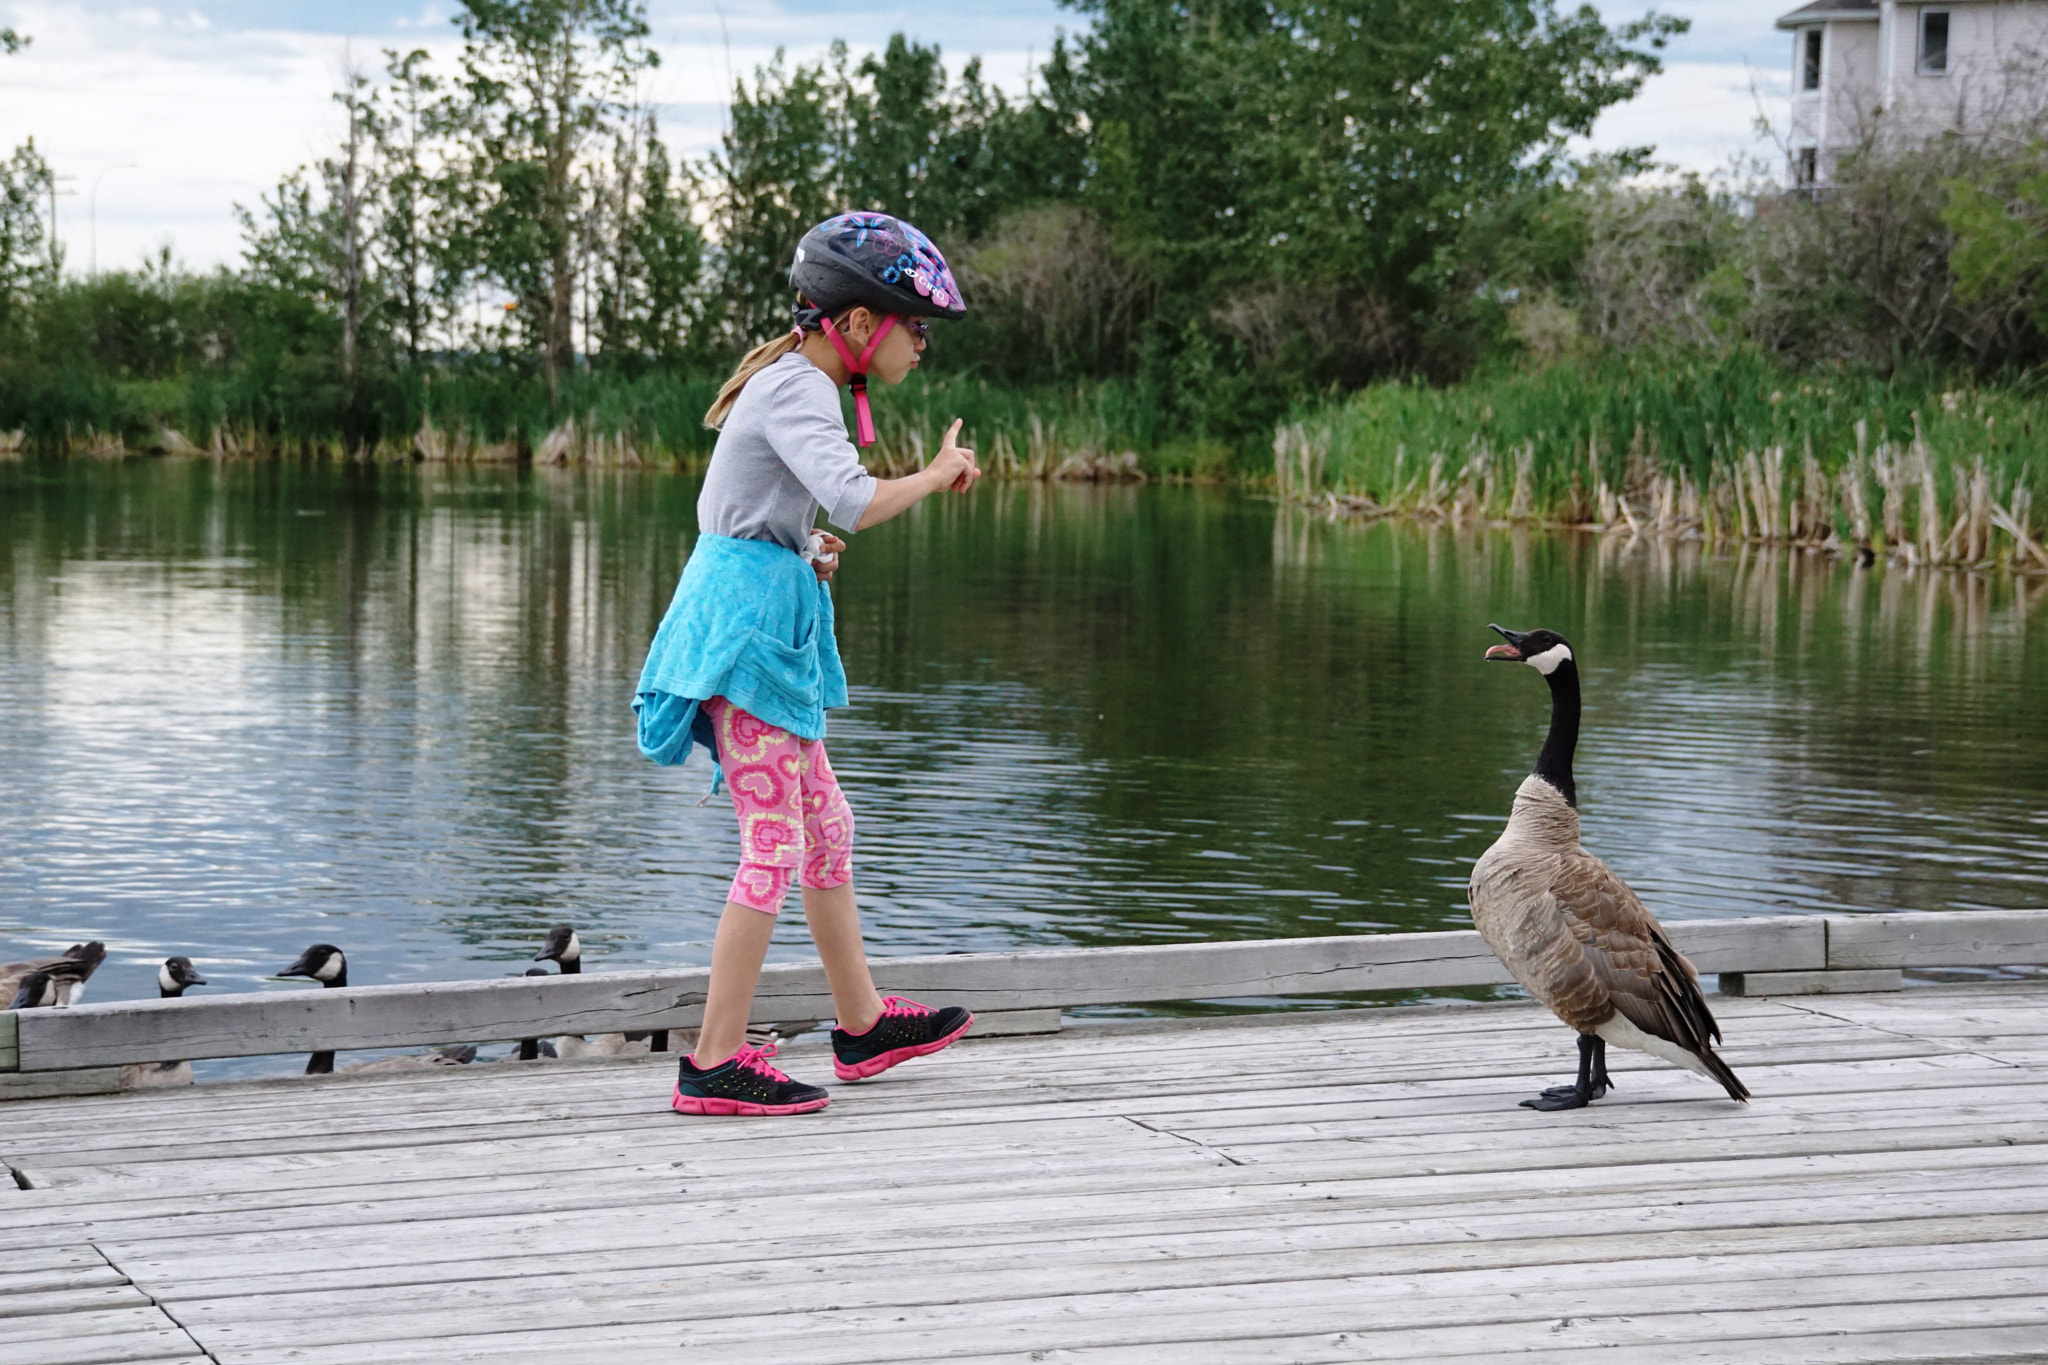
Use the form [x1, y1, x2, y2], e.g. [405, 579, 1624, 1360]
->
[1534, 659, 1580, 808]
[306, 1051, 335, 1075]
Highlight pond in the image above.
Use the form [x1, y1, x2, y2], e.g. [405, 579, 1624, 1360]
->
[2, 459, 2044, 1051]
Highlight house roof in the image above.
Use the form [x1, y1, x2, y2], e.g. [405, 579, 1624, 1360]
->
[1775, 0, 1879, 28]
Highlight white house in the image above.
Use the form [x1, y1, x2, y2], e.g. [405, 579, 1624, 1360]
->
[1777, 0, 2048, 185]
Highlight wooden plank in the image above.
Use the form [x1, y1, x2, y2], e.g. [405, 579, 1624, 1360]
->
[969, 1009, 1062, 1037]
[87, 1180, 2048, 1287]
[0, 1012, 16, 1072]
[0, 1265, 129, 1297]
[1722, 969, 1903, 996]
[0, 1330, 201, 1365]
[0, 1012, 1924, 1158]
[969, 1324, 2048, 1365]
[0, 1284, 150, 1317]
[188, 1287, 2048, 1365]
[0, 1069, 123, 1102]
[1830, 910, 2048, 969]
[0, 1247, 107, 1275]
[12, 916, 1823, 1071]
[12, 1087, 2039, 1241]
[144, 1224, 2048, 1321]
[171, 1249, 2048, 1351]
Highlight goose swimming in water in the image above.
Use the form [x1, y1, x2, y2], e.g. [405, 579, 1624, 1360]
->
[1468, 625, 1749, 1111]
[119, 957, 209, 1089]
[8, 971, 58, 1010]
[0, 942, 107, 1008]
[276, 944, 476, 1075]
[531, 925, 797, 1058]
[533, 925, 647, 1058]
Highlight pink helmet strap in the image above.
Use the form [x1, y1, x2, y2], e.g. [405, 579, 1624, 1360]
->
[818, 314, 897, 448]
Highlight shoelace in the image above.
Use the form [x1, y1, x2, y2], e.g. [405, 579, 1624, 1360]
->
[733, 1042, 794, 1083]
[878, 995, 931, 1019]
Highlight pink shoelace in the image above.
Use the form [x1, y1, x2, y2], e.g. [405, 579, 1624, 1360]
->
[732, 1042, 794, 1082]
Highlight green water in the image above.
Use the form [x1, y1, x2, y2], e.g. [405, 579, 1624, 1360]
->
[2, 458, 2044, 1031]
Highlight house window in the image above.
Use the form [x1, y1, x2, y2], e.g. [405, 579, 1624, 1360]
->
[1919, 10, 1949, 74]
[1794, 147, 1819, 188]
[1801, 29, 1822, 92]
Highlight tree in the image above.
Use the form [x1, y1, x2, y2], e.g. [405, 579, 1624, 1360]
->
[330, 60, 381, 385]
[375, 48, 452, 365]
[0, 140, 54, 337]
[1066, 0, 1684, 382]
[707, 48, 849, 344]
[591, 119, 705, 367]
[448, 0, 656, 395]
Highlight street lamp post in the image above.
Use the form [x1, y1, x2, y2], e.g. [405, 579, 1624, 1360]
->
[89, 163, 138, 278]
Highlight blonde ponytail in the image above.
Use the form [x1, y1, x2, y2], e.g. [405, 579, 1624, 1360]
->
[704, 331, 803, 430]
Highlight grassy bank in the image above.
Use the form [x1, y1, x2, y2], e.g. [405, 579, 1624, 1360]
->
[0, 366, 1193, 476]
[8, 350, 2048, 571]
[1276, 353, 2048, 572]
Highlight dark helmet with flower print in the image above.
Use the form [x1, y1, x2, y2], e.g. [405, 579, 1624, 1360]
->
[790, 212, 966, 323]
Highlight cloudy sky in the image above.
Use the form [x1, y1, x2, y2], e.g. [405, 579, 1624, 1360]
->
[0, 0, 1799, 273]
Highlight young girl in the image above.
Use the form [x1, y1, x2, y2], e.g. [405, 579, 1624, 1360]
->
[634, 212, 980, 1116]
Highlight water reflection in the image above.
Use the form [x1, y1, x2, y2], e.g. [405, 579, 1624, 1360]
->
[0, 461, 2043, 1028]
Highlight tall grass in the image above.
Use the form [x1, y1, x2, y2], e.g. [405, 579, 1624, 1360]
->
[1275, 353, 2048, 572]
[0, 365, 1188, 476]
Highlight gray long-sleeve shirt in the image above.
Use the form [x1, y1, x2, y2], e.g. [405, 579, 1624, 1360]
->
[697, 352, 877, 552]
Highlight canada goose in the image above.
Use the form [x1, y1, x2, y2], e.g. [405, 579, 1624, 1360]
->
[337, 1044, 478, 1074]
[534, 924, 669, 1057]
[517, 967, 558, 1061]
[275, 944, 478, 1074]
[276, 944, 349, 1074]
[0, 941, 107, 1008]
[119, 957, 208, 1089]
[1468, 624, 1749, 1111]
[8, 971, 58, 1010]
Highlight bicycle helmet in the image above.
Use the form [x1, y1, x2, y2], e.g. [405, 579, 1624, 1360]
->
[789, 213, 965, 446]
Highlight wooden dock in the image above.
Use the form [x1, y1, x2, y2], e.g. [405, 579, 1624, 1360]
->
[3, 978, 2047, 1364]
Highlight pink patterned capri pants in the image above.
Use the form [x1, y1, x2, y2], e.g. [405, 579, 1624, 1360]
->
[703, 696, 854, 915]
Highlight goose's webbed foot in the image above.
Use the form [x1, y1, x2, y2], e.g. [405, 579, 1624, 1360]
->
[1521, 1086, 1593, 1111]
[1520, 1034, 1610, 1112]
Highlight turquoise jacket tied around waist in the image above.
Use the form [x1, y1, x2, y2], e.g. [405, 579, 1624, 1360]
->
[632, 534, 848, 786]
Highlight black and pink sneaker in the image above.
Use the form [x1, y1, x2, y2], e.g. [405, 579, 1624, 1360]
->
[831, 996, 975, 1081]
[672, 1042, 829, 1116]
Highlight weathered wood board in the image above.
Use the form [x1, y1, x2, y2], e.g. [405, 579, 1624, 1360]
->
[0, 982, 2041, 1364]
[9, 914, 1831, 1071]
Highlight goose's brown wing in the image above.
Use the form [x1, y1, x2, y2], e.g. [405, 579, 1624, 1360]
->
[1551, 850, 1723, 1057]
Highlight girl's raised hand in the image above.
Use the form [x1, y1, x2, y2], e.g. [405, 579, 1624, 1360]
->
[930, 419, 980, 494]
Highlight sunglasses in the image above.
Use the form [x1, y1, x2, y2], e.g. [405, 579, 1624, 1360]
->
[901, 318, 930, 344]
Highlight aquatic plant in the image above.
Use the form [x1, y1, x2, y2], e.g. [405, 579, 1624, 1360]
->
[1276, 355, 2048, 572]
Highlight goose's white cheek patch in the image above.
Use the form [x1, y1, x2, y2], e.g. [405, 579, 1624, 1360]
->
[1524, 644, 1573, 675]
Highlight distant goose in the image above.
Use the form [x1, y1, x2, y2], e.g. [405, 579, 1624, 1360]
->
[119, 957, 208, 1090]
[530, 925, 798, 1057]
[1468, 625, 1749, 1111]
[534, 925, 668, 1058]
[0, 942, 107, 1008]
[276, 944, 476, 1075]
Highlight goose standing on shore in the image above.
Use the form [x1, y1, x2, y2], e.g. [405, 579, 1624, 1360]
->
[1468, 624, 1749, 1111]
[119, 957, 208, 1089]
